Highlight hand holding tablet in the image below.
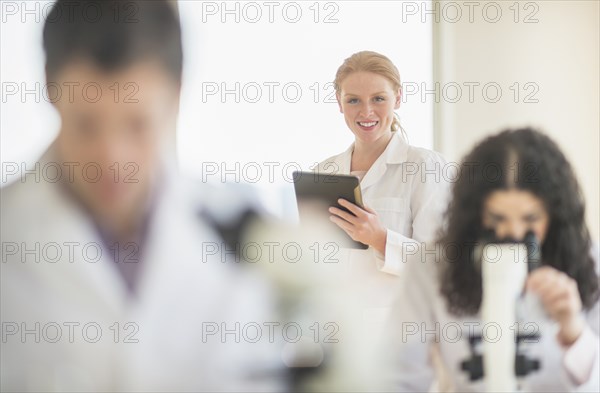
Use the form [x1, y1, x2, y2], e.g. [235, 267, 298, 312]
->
[292, 171, 368, 249]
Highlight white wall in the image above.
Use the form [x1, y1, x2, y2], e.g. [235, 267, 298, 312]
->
[1, 1, 60, 175]
[433, 0, 599, 241]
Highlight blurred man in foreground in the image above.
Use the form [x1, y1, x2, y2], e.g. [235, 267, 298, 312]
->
[1, 1, 280, 390]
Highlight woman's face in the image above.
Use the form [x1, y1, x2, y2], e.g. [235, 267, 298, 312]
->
[482, 189, 550, 243]
[337, 71, 401, 144]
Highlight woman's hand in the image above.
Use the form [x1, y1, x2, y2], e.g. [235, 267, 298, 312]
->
[526, 266, 585, 346]
[328, 198, 387, 255]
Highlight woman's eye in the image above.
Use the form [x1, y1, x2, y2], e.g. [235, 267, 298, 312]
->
[374, 96, 385, 102]
[487, 215, 503, 224]
[347, 98, 358, 104]
[524, 215, 539, 223]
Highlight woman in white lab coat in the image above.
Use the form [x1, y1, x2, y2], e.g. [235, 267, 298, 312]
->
[317, 51, 449, 275]
[387, 128, 599, 392]
[314, 51, 450, 327]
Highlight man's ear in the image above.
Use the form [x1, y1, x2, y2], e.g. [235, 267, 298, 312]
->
[394, 87, 402, 110]
[336, 93, 343, 113]
[45, 68, 59, 110]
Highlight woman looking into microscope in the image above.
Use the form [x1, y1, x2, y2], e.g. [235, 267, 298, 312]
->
[387, 128, 599, 392]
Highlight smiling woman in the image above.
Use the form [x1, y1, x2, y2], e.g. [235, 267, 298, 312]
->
[317, 50, 450, 274]
[312, 51, 451, 344]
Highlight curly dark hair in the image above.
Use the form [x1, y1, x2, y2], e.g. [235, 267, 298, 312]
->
[439, 127, 599, 316]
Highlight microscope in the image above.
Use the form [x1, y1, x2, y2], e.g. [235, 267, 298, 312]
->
[461, 231, 542, 391]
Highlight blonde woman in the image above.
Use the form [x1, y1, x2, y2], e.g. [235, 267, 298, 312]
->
[318, 51, 449, 275]
[314, 51, 450, 334]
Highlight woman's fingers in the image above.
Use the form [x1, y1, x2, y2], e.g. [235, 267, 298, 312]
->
[526, 266, 582, 325]
[543, 287, 570, 307]
[528, 267, 570, 297]
[526, 266, 559, 291]
[329, 214, 355, 234]
[329, 199, 386, 252]
[328, 206, 357, 224]
[337, 198, 366, 218]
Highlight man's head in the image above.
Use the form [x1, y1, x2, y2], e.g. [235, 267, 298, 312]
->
[43, 0, 182, 232]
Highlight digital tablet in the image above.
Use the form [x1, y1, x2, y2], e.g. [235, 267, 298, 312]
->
[292, 171, 368, 249]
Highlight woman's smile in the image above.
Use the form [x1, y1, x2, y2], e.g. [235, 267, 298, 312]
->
[356, 120, 379, 131]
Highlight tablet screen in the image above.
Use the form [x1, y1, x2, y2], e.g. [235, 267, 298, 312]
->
[292, 171, 368, 250]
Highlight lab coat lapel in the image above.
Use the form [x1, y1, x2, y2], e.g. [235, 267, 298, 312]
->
[133, 177, 196, 305]
[61, 219, 129, 314]
[133, 173, 223, 310]
[359, 154, 387, 192]
[359, 132, 408, 192]
[336, 144, 353, 174]
[35, 174, 129, 315]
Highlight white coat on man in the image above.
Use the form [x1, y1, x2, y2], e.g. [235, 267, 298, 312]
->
[0, 148, 283, 392]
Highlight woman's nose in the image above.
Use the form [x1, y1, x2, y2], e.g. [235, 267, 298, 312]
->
[359, 103, 373, 117]
[497, 222, 528, 242]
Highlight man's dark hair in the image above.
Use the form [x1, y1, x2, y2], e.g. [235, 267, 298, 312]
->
[43, 0, 183, 82]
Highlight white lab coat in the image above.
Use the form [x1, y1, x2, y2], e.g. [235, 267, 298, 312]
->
[0, 149, 282, 392]
[383, 248, 600, 392]
[314, 131, 450, 333]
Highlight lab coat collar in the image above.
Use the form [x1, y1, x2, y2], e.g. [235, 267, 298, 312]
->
[353, 131, 409, 191]
[32, 145, 183, 314]
[337, 144, 353, 174]
[34, 149, 129, 314]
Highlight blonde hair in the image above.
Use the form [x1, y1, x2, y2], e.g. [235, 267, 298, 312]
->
[334, 51, 406, 139]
